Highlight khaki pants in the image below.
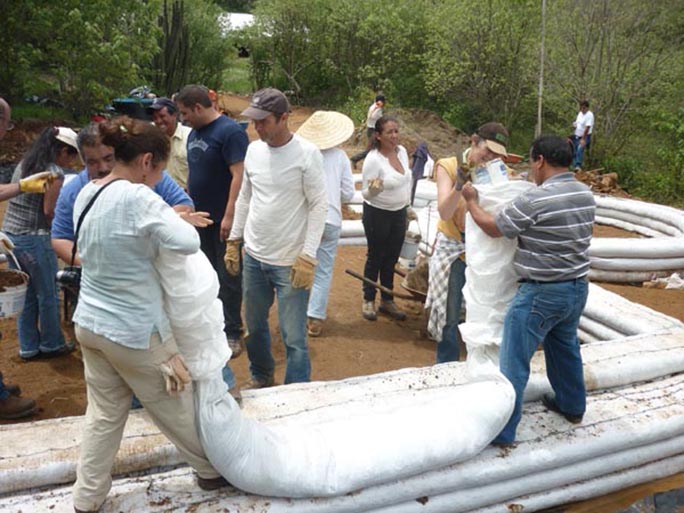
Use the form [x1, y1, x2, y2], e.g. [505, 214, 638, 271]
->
[72, 325, 219, 511]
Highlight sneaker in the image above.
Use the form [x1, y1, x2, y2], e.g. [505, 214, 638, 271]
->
[379, 300, 407, 321]
[196, 473, 231, 491]
[307, 317, 323, 337]
[362, 300, 377, 321]
[0, 394, 37, 420]
[244, 375, 275, 390]
[541, 394, 583, 424]
[227, 337, 243, 360]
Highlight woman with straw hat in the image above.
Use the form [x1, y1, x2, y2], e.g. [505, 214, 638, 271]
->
[296, 111, 355, 337]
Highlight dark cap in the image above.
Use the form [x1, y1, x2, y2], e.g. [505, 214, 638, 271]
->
[241, 88, 290, 120]
[147, 97, 177, 114]
[476, 122, 509, 157]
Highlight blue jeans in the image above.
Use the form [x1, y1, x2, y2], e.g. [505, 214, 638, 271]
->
[436, 258, 466, 363]
[307, 223, 342, 320]
[243, 253, 310, 384]
[8, 233, 66, 358]
[572, 134, 591, 169]
[495, 278, 588, 444]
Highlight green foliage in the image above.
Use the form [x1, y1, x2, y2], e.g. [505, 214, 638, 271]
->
[153, 0, 190, 96]
[221, 58, 253, 94]
[0, 0, 160, 118]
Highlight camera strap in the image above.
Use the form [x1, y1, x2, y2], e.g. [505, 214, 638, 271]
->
[70, 178, 123, 266]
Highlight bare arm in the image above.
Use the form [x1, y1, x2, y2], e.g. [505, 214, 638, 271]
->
[221, 160, 244, 241]
[52, 239, 79, 265]
[172, 204, 193, 214]
[436, 164, 461, 221]
[43, 178, 64, 219]
[0, 183, 22, 202]
[462, 183, 502, 238]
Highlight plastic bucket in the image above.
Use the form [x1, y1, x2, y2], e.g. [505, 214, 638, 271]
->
[0, 269, 29, 319]
[400, 237, 419, 260]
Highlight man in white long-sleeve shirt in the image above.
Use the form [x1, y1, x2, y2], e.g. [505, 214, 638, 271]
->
[225, 88, 327, 387]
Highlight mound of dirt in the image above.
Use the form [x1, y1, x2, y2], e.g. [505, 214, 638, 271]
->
[575, 169, 631, 197]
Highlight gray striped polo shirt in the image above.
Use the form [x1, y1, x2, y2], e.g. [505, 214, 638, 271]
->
[495, 172, 596, 281]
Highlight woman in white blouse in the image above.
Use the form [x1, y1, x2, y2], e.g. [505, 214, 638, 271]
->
[71, 117, 226, 513]
[360, 115, 411, 321]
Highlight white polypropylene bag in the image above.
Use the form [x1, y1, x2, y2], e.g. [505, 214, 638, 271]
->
[461, 180, 535, 375]
[194, 372, 514, 497]
[155, 249, 230, 378]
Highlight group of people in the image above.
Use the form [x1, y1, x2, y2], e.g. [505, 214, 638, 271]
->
[0, 87, 597, 510]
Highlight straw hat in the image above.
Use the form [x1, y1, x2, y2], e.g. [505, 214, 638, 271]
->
[296, 111, 354, 150]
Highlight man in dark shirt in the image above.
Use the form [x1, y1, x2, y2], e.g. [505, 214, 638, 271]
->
[463, 135, 596, 445]
[175, 85, 248, 359]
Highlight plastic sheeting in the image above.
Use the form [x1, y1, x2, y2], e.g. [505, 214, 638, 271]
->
[460, 180, 535, 373]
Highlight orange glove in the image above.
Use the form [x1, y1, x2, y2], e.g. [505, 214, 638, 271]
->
[224, 239, 242, 276]
[290, 253, 317, 289]
[160, 354, 191, 395]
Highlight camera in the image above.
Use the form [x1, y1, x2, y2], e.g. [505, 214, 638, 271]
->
[56, 266, 82, 293]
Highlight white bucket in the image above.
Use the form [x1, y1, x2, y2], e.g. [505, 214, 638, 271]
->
[0, 269, 28, 319]
[400, 237, 420, 260]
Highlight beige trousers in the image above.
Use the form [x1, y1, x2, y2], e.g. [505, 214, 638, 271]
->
[72, 325, 219, 512]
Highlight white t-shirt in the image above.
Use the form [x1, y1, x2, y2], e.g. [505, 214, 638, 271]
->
[361, 145, 411, 211]
[366, 102, 383, 129]
[230, 134, 328, 265]
[322, 148, 355, 227]
[574, 110, 594, 137]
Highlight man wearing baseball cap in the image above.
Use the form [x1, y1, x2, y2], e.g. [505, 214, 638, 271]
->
[225, 88, 327, 387]
[148, 97, 192, 189]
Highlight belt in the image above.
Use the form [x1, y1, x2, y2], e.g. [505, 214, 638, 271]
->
[518, 277, 587, 285]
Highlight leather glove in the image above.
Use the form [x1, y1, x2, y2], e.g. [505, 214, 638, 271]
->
[160, 354, 191, 396]
[224, 239, 242, 276]
[19, 171, 60, 193]
[290, 253, 317, 289]
[367, 177, 384, 196]
[0, 232, 14, 254]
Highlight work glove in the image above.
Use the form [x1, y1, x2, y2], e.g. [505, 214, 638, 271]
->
[19, 171, 60, 193]
[160, 353, 191, 396]
[367, 177, 384, 196]
[290, 253, 317, 289]
[0, 232, 14, 254]
[406, 207, 418, 221]
[224, 239, 242, 276]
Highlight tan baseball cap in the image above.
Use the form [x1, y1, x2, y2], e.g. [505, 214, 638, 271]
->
[476, 122, 509, 157]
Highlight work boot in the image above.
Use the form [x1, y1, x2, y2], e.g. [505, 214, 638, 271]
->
[196, 473, 231, 491]
[227, 337, 243, 360]
[541, 394, 583, 424]
[307, 317, 323, 337]
[244, 375, 275, 390]
[379, 300, 407, 321]
[362, 300, 377, 321]
[0, 394, 37, 420]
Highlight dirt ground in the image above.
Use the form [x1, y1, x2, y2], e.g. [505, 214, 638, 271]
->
[0, 93, 683, 511]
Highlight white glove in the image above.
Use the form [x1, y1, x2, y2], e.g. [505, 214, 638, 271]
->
[160, 354, 192, 395]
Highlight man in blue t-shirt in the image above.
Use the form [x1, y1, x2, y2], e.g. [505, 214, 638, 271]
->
[176, 85, 248, 359]
[51, 122, 194, 266]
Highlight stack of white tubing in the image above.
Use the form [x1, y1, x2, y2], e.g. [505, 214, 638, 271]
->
[3, 328, 684, 512]
[342, 178, 684, 283]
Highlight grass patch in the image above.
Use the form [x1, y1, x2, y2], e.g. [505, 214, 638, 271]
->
[11, 102, 76, 122]
[221, 58, 252, 95]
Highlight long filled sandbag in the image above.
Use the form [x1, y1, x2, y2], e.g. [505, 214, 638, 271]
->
[590, 236, 684, 258]
[589, 268, 673, 283]
[594, 207, 682, 237]
[590, 256, 684, 272]
[9, 372, 684, 513]
[594, 196, 684, 233]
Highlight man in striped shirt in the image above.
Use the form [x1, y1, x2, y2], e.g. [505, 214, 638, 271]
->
[462, 134, 596, 445]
